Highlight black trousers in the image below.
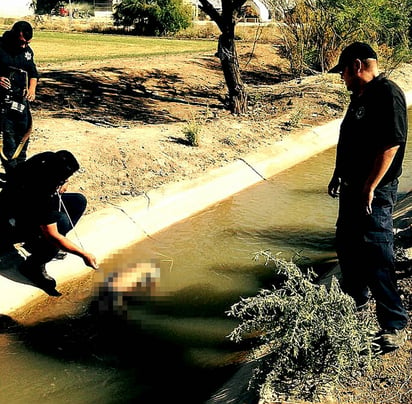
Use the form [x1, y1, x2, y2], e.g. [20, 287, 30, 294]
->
[23, 193, 87, 267]
[0, 102, 31, 173]
[336, 180, 408, 330]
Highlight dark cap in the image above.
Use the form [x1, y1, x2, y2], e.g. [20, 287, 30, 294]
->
[329, 42, 377, 73]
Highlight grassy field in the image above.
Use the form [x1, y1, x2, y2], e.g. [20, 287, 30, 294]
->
[0, 14, 281, 65]
[0, 15, 281, 65]
[27, 31, 217, 64]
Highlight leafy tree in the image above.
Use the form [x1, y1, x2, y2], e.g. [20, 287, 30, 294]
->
[198, 0, 248, 114]
[31, 0, 95, 14]
[30, 0, 59, 14]
[268, 0, 411, 76]
[375, 0, 412, 71]
[113, 0, 191, 36]
[410, 0, 412, 41]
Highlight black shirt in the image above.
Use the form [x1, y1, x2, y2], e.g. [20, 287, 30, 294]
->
[335, 73, 408, 187]
[0, 31, 39, 99]
[0, 152, 65, 231]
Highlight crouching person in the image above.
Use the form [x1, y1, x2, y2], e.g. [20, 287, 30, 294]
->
[0, 150, 98, 296]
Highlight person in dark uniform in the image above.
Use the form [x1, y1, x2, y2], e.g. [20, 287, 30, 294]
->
[328, 42, 408, 353]
[0, 150, 98, 296]
[0, 21, 39, 174]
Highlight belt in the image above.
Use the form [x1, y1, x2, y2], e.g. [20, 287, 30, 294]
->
[341, 178, 398, 188]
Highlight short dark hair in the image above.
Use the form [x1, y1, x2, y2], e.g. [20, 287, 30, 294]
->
[11, 21, 33, 41]
[7, 150, 80, 195]
[54, 150, 80, 181]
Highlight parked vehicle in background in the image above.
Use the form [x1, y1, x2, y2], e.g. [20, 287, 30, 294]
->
[50, 2, 91, 19]
[51, 1, 69, 17]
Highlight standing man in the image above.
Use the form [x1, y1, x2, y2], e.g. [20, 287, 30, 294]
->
[0, 21, 39, 174]
[328, 42, 408, 353]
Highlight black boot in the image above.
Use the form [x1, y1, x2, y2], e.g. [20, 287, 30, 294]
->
[53, 250, 68, 260]
[20, 262, 62, 297]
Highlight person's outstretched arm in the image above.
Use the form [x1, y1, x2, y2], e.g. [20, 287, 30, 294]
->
[40, 222, 99, 269]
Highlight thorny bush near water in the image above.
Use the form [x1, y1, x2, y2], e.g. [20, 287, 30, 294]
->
[227, 250, 379, 403]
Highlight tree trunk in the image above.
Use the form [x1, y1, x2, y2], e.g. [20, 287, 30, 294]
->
[217, 34, 248, 114]
[198, 0, 248, 114]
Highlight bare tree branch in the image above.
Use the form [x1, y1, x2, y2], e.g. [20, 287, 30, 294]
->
[198, 0, 223, 29]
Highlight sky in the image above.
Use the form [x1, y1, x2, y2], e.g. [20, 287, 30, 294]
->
[0, 0, 33, 18]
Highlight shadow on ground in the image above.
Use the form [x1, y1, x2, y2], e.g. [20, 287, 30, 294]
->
[33, 65, 226, 126]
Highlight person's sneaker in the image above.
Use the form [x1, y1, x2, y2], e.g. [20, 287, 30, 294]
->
[374, 328, 408, 354]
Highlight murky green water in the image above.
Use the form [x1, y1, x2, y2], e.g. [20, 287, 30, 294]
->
[1, 109, 411, 403]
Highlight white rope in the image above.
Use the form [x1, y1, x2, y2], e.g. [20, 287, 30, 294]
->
[57, 192, 85, 249]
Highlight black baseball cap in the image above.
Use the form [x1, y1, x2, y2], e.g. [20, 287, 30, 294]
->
[329, 42, 377, 73]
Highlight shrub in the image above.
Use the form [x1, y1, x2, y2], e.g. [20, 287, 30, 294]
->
[182, 116, 202, 146]
[113, 0, 191, 36]
[31, 0, 57, 15]
[227, 250, 378, 402]
[270, 0, 411, 76]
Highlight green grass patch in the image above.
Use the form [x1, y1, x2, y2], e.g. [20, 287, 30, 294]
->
[30, 31, 216, 64]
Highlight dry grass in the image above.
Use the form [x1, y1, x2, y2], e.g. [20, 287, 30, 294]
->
[0, 15, 283, 42]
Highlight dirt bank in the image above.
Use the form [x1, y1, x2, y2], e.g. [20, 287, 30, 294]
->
[26, 42, 412, 214]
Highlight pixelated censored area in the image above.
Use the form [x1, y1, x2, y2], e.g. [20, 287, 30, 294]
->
[92, 256, 163, 318]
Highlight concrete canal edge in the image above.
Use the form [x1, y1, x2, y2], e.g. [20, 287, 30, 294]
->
[1, 90, 412, 315]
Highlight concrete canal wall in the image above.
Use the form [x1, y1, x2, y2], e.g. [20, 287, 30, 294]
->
[1, 90, 411, 315]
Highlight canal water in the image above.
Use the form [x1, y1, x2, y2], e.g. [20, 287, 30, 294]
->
[1, 110, 411, 403]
